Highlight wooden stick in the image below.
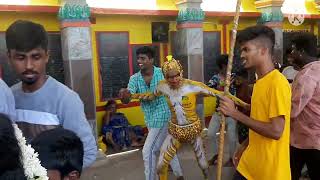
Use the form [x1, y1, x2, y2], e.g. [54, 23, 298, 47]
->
[216, 0, 242, 180]
[159, 166, 168, 180]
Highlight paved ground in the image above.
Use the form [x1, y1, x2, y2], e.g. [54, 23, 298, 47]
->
[81, 135, 237, 180]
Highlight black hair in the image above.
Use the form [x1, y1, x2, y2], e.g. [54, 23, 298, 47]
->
[5, 20, 48, 52]
[0, 113, 26, 179]
[216, 54, 229, 69]
[136, 46, 155, 59]
[0, 169, 27, 180]
[236, 68, 248, 79]
[237, 25, 275, 54]
[105, 99, 116, 109]
[291, 32, 317, 57]
[105, 99, 117, 111]
[285, 48, 292, 56]
[31, 128, 84, 177]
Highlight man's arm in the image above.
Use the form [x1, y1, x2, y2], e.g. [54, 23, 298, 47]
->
[234, 110, 284, 140]
[233, 137, 248, 166]
[218, 96, 285, 140]
[291, 76, 316, 118]
[241, 104, 251, 112]
[119, 75, 138, 104]
[190, 80, 249, 108]
[0, 91, 10, 116]
[131, 91, 160, 100]
[130, 80, 165, 101]
[131, 84, 164, 101]
[0, 81, 16, 120]
[61, 93, 97, 168]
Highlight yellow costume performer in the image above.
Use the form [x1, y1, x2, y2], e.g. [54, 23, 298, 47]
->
[132, 56, 248, 179]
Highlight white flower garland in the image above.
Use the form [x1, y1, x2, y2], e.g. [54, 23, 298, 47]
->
[13, 124, 49, 180]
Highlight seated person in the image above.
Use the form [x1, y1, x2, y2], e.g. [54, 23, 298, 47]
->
[31, 128, 84, 180]
[102, 100, 145, 152]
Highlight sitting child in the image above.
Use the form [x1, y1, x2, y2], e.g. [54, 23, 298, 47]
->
[102, 100, 145, 152]
[31, 128, 84, 180]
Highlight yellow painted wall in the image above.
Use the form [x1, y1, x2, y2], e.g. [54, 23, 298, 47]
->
[242, 0, 258, 12]
[0, 12, 59, 31]
[0, 0, 60, 6]
[305, 0, 318, 14]
[30, 0, 59, 6]
[156, 0, 177, 10]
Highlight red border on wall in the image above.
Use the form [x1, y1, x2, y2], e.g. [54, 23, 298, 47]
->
[96, 101, 141, 111]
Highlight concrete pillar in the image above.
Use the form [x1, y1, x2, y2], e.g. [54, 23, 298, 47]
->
[58, 0, 97, 137]
[255, 0, 285, 64]
[175, 0, 204, 81]
[175, 0, 205, 122]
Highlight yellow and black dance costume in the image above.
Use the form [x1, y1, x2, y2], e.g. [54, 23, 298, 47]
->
[132, 56, 248, 179]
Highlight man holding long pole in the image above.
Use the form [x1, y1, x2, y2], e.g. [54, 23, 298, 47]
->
[218, 25, 291, 180]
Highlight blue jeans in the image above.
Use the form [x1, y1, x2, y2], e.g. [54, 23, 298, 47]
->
[142, 124, 183, 180]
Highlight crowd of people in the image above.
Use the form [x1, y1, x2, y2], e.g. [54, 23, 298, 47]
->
[0, 19, 319, 180]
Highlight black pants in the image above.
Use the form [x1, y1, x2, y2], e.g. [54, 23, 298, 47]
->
[233, 171, 246, 180]
[290, 146, 320, 180]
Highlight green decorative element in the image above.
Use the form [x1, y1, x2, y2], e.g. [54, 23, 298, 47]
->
[257, 11, 283, 24]
[58, 3, 90, 20]
[176, 8, 205, 24]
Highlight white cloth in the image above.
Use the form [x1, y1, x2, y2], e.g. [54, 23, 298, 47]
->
[282, 66, 298, 80]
